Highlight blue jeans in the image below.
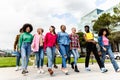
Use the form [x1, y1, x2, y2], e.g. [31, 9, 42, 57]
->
[14, 51, 21, 66]
[46, 46, 55, 69]
[35, 46, 44, 68]
[16, 51, 21, 66]
[72, 49, 80, 65]
[101, 45, 119, 71]
[67, 50, 73, 64]
[21, 42, 31, 70]
[59, 44, 69, 68]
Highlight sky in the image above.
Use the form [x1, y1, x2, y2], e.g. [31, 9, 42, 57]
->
[0, 0, 120, 50]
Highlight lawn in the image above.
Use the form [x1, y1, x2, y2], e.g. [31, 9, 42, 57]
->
[0, 57, 110, 67]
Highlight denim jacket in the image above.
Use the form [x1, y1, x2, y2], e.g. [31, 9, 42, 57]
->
[98, 36, 110, 47]
[57, 32, 70, 45]
[98, 36, 104, 48]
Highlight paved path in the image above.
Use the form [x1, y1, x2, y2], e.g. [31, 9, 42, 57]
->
[0, 62, 120, 80]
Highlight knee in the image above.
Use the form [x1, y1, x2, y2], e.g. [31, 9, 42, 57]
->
[41, 56, 44, 60]
[22, 56, 26, 60]
[110, 57, 115, 61]
[77, 56, 79, 59]
[63, 54, 67, 58]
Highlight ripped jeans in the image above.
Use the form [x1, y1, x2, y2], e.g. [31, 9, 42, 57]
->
[59, 44, 69, 68]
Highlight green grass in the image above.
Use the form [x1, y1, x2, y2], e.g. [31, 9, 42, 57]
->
[0, 57, 110, 67]
[0, 57, 16, 67]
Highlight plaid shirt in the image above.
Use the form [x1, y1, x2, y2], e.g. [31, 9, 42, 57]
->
[69, 33, 80, 49]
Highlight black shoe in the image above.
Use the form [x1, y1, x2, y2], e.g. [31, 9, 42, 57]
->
[74, 65, 80, 72]
[22, 70, 26, 74]
[25, 70, 29, 73]
[65, 72, 69, 75]
[54, 65, 58, 69]
[71, 62, 74, 69]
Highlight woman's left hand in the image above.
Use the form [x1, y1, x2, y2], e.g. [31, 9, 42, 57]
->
[78, 48, 81, 53]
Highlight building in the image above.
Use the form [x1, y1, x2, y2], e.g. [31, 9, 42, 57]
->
[79, 3, 120, 51]
[79, 3, 120, 32]
[79, 9, 103, 32]
[0, 50, 6, 57]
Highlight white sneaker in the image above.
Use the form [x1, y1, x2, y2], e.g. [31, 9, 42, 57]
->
[40, 69, 45, 74]
[15, 66, 19, 71]
[116, 68, 120, 72]
[37, 70, 41, 74]
[85, 67, 91, 71]
[19, 66, 22, 70]
[101, 68, 108, 73]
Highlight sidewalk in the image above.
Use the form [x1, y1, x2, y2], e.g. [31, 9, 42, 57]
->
[0, 62, 120, 80]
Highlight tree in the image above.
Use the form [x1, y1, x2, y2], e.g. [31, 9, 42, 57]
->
[93, 3, 120, 32]
[93, 4, 120, 51]
[77, 32, 86, 57]
[93, 13, 113, 32]
[112, 5, 120, 26]
[113, 4, 120, 16]
[77, 32, 86, 47]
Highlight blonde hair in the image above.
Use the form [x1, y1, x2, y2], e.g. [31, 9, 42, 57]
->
[71, 27, 76, 30]
[37, 28, 44, 33]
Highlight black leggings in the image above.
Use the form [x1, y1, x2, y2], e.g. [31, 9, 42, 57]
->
[85, 42, 104, 69]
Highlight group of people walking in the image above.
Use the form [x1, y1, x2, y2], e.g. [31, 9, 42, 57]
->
[13, 23, 120, 76]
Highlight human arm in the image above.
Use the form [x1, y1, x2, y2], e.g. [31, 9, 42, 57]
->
[18, 34, 23, 52]
[69, 34, 72, 50]
[98, 36, 106, 51]
[77, 35, 81, 52]
[14, 35, 19, 51]
[31, 34, 35, 49]
[43, 33, 48, 51]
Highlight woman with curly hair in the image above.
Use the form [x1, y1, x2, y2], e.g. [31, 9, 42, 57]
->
[98, 28, 120, 72]
[18, 23, 33, 74]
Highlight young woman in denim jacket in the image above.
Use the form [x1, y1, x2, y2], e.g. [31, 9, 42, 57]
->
[57, 25, 70, 75]
[98, 28, 120, 72]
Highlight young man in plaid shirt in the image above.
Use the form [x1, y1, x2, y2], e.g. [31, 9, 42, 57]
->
[69, 27, 80, 72]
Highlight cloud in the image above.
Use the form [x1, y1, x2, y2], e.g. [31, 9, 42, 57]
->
[95, 0, 107, 6]
[0, 0, 119, 49]
[64, 0, 96, 18]
[97, 0, 120, 10]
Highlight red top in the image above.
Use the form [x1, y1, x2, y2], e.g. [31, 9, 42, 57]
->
[44, 32, 57, 50]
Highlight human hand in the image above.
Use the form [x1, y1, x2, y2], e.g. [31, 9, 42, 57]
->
[103, 47, 107, 51]
[14, 49, 16, 52]
[92, 41, 97, 44]
[56, 45, 60, 50]
[78, 48, 81, 53]
[18, 49, 21, 53]
[31, 45, 34, 49]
